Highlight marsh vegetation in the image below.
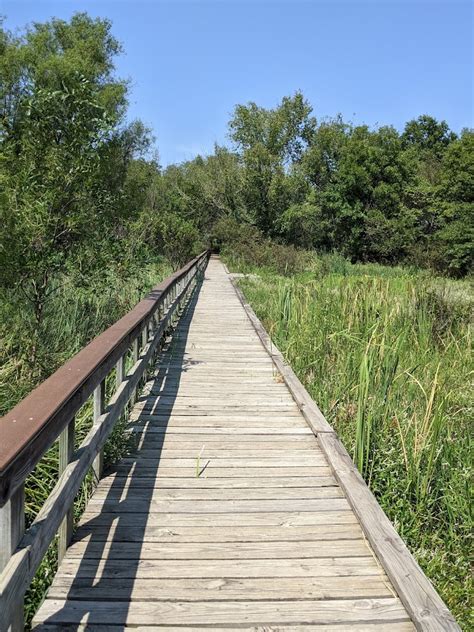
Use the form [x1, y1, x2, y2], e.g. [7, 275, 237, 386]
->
[225, 251, 473, 628]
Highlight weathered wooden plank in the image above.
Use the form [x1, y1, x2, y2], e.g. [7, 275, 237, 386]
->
[78, 510, 358, 528]
[0, 484, 25, 632]
[57, 417, 75, 563]
[127, 440, 320, 452]
[92, 380, 106, 482]
[72, 523, 364, 543]
[126, 436, 319, 447]
[154, 362, 275, 368]
[96, 474, 338, 489]
[144, 395, 296, 405]
[138, 404, 301, 413]
[129, 416, 308, 427]
[144, 388, 291, 396]
[66, 539, 370, 560]
[33, 598, 409, 626]
[115, 456, 328, 467]
[131, 411, 304, 420]
[150, 373, 288, 379]
[92, 484, 342, 500]
[55, 557, 384, 579]
[121, 448, 329, 459]
[128, 425, 312, 434]
[33, 623, 416, 632]
[46, 574, 393, 601]
[85, 497, 350, 514]
[110, 465, 332, 478]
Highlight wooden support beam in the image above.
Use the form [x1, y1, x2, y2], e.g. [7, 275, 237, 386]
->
[58, 417, 75, 563]
[92, 380, 106, 483]
[0, 484, 24, 631]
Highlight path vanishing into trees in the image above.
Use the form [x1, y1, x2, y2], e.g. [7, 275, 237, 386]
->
[1, 256, 459, 631]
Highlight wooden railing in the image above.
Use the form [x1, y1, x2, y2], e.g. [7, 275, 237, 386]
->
[0, 251, 210, 631]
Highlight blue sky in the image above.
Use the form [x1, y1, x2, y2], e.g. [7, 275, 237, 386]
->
[4, 0, 473, 165]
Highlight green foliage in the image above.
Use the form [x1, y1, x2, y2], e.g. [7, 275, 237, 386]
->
[229, 92, 315, 233]
[225, 103, 472, 276]
[276, 194, 321, 249]
[402, 114, 457, 159]
[235, 261, 473, 629]
[432, 130, 474, 276]
[0, 14, 127, 281]
[157, 146, 249, 231]
[211, 217, 311, 276]
[135, 209, 202, 267]
[0, 14, 158, 368]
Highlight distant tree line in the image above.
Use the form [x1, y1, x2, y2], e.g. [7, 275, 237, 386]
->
[162, 98, 473, 277]
[1, 11, 473, 300]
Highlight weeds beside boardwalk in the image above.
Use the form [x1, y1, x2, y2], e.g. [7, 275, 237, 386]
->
[227, 253, 473, 629]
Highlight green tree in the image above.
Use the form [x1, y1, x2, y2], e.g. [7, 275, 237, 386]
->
[283, 117, 350, 250]
[229, 92, 316, 233]
[299, 123, 417, 261]
[432, 130, 474, 276]
[162, 146, 248, 231]
[402, 115, 457, 160]
[0, 14, 146, 363]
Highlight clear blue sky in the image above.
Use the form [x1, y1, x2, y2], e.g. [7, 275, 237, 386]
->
[4, 0, 473, 165]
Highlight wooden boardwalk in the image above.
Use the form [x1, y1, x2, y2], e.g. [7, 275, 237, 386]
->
[31, 258, 431, 629]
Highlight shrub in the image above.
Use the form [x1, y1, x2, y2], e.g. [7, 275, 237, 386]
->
[211, 217, 312, 276]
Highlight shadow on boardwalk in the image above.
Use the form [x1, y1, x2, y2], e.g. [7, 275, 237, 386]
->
[42, 277, 204, 628]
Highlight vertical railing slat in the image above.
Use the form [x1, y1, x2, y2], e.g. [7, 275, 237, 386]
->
[92, 380, 106, 482]
[0, 484, 25, 631]
[116, 355, 126, 387]
[58, 417, 75, 563]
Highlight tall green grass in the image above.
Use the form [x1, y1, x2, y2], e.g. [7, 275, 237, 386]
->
[233, 257, 473, 629]
[0, 258, 171, 627]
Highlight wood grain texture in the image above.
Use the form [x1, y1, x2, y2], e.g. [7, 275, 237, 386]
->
[57, 417, 75, 563]
[72, 523, 364, 543]
[33, 624, 416, 632]
[33, 598, 410, 626]
[32, 624, 416, 632]
[46, 574, 394, 600]
[65, 539, 371, 559]
[31, 257, 457, 631]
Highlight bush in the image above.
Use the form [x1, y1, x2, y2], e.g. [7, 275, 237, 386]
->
[134, 211, 203, 268]
[211, 217, 312, 276]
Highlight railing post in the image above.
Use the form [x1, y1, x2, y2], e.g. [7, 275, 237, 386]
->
[131, 337, 140, 404]
[92, 380, 106, 483]
[140, 325, 149, 382]
[115, 353, 127, 415]
[171, 283, 179, 324]
[0, 484, 25, 631]
[58, 417, 75, 563]
[116, 355, 126, 387]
